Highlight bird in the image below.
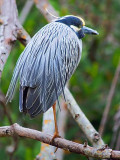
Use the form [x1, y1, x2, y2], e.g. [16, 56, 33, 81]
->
[6, 15, 99, 139]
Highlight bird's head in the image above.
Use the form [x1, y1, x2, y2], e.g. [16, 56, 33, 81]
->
[55, 15, 99, 39]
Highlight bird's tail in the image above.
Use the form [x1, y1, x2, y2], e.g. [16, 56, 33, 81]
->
[6, 55, 23, 103]
[19, 85, 45, 118]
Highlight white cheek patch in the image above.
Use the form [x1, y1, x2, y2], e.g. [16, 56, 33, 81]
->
[70, 25, 81, 32]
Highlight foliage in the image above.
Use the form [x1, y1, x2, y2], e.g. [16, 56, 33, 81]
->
[0, 0, 120, 159]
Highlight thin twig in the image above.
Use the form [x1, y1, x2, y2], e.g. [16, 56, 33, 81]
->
[0, 123, 119, 159]
[99, 60, 120, 136]
[19, 0, 34, 25]
[34, 0, 59, 22]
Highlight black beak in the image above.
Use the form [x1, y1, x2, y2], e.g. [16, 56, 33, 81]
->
[82, 26, 99, 35]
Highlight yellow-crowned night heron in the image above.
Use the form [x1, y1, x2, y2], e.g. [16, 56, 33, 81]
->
[6, 15, 98, 138]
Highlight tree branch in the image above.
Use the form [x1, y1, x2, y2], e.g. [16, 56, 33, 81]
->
[0, 123, 120, 159]
[0, 0, 30, 79]
[0, 0, 17, 78]
[16, 25, 31, 45]
[19, 0, 34, 25]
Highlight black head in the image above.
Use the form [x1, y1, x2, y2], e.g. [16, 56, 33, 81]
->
[55, 15, 99, 39]
[56, 15, 85, 28]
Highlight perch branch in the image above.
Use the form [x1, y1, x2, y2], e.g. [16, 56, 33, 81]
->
[0, 123, 120, 159]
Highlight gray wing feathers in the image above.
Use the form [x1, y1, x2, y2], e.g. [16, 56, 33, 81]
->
[6, 47, 28, 102]
[6, 22, 82, 117]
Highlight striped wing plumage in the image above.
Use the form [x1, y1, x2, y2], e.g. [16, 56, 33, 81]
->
[6, 22, 82, 118]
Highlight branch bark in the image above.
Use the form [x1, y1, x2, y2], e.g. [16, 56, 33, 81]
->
[1, 123, 120, 159]
[0, 0, 30, 79]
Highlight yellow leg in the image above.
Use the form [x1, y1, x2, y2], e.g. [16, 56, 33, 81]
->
[52, 102, 60, 140]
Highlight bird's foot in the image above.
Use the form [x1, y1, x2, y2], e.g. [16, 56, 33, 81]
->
[52, 132, 61, 142]
[51, 132, 61, 153]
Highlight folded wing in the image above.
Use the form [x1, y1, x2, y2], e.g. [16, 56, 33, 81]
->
[6, 22, 82, 118]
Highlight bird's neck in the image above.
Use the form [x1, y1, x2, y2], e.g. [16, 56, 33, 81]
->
[77, 30, 85, 39]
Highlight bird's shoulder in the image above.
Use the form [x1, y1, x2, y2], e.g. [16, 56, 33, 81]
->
[26, 22, 81, 57]
[32, 22, 79, 43]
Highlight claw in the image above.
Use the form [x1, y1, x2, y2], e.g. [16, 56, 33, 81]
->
[51, 132, 61, 142]
[51, 132, 61, 153]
